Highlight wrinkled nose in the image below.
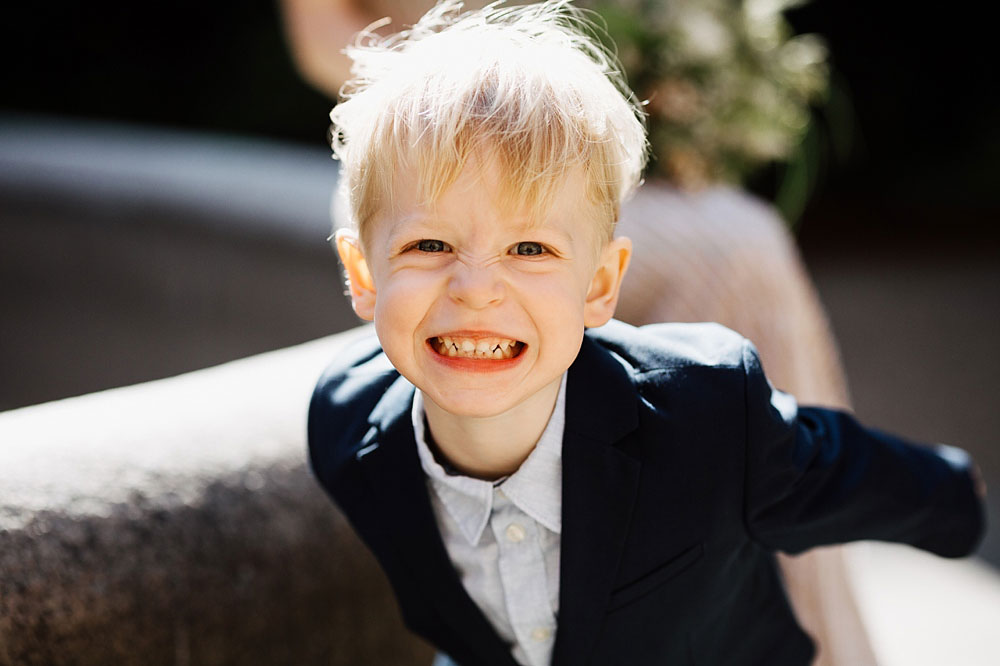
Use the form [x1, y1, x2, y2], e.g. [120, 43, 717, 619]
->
[447, 260, 504, 309]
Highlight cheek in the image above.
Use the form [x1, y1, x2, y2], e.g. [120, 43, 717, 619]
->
[516, 276, 588, 344]
[377, 271, 436, 308]
[518, 270, 590, 310]
[373, 274, 440, 335]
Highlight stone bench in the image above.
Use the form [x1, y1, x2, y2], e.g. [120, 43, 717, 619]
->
[0, 330, 433, 665]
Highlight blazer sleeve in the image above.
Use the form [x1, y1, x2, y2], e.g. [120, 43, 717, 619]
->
[740, 340, 985, 557]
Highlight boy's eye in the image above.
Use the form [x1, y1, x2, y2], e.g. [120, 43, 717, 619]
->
[414, 239, 448, 253]
[512, 241, 546, 256]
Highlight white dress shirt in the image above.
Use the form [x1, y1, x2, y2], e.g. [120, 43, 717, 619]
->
[412, 376, 566, 666]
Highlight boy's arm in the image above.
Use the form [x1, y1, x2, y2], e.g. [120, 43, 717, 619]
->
[740, 341, 986, 557]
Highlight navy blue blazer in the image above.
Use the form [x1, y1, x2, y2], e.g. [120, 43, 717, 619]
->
[308, 320, 984, 666]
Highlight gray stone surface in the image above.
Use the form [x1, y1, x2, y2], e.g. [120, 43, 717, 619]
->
[0, 332, 433, 665]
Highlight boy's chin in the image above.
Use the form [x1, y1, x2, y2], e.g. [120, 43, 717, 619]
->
[419, 380, 536, 419]
[418, 371, 565, 423]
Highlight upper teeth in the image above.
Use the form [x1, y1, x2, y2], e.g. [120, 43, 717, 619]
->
[435, 336, 520, 359]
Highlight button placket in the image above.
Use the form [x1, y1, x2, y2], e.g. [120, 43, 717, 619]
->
[490, 492, 557, 666]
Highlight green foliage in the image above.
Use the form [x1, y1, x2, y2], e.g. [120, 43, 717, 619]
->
[583, 0, 829, 193]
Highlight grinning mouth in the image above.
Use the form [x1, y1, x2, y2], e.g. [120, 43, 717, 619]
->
[430, 335, 525, 360]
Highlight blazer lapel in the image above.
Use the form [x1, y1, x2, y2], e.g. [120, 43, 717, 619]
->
[360, 376, 518, 666]
[553, 335, 642, 666]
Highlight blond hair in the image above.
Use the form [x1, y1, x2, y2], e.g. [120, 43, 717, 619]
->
[330, 0, 647, 247]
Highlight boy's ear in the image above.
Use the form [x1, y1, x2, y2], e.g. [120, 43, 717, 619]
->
[584, 236, 632, 328]
[334, 228, 376, 321]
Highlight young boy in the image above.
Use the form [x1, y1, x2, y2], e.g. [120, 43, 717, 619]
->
[308, 2, 985, 664]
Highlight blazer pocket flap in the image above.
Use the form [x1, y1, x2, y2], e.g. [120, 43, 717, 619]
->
[607, 543, 705, 612]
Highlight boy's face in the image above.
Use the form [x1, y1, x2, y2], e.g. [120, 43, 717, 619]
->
[336, 156, 631, 420]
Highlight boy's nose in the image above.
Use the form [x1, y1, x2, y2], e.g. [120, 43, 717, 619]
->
[447, 260, 504, 309]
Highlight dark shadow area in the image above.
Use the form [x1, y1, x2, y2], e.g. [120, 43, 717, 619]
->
[0, 0, 332, 146]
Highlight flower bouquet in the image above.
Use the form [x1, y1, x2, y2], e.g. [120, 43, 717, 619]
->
[583, 0, 829, 195]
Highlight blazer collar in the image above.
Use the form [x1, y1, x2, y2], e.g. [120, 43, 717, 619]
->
[363, 376, 519, 666]
[552, 331, 642, 666]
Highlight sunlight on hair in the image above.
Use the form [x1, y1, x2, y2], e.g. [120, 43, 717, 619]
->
[329, 0, 648, 247]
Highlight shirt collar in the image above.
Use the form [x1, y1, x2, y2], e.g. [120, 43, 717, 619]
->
[412, 375, 566, 545]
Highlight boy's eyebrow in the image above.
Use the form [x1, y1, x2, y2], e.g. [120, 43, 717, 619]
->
[383, 213, 441, 246]
[385, 213, 575, 245]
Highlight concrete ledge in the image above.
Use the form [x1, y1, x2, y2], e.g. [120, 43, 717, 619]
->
[0, 113, 337, 247]
[848, 542, 1000, 666]
[0, 327, 432, 665]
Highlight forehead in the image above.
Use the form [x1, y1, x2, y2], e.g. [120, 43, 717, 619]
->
[381, 153, 599, 235]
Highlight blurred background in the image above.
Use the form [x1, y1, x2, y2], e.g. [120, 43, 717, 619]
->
[1, 0, 997, 571]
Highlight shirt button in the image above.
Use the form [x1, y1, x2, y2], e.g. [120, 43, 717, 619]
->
[531, 626, 552, 642]
[505, 523, 526, 543]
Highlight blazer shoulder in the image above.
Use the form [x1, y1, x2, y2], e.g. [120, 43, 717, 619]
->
[311, 327, 397, 403]
[587, 319, 748, 376]
[307, 328, 399, 489]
